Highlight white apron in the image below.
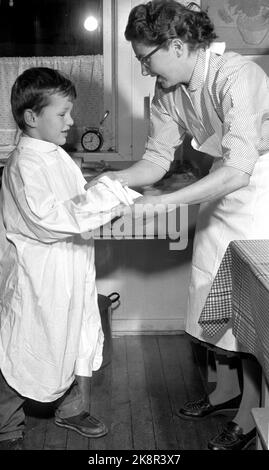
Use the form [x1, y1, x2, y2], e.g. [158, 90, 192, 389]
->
[185, 45, 269, 351]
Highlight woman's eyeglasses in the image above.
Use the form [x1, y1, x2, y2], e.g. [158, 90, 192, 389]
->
[136, 42, 167, 68]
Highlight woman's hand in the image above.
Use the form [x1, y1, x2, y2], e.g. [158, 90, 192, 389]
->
[129, 194, 168, 221]
[111, 194, 169, 236]
[84, 171, 128, 190]
[110, 195, 165, 222]
[133, 194, 164, 208]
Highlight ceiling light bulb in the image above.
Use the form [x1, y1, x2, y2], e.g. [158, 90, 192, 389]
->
[84, 16, 98, 32]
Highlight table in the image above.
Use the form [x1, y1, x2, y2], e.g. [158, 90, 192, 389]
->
[199, 240, 269, 385]
[199, 239, 269, 449]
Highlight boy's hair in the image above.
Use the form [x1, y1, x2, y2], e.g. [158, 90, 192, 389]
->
[11, 67, 77, 131]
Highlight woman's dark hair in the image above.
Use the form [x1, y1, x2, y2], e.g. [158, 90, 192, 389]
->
[11, 67, 77, 131]
[125, 1, 217, 51]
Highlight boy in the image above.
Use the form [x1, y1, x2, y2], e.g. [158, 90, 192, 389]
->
[0, 67, 134, 449]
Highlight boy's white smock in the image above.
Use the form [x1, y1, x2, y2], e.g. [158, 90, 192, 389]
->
[0, 136, 139, 402]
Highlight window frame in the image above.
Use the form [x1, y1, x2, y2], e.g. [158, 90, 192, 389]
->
[81, 0, 134, 162]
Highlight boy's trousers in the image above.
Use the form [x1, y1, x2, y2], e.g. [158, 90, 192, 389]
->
[0, 370, 25, 441]
[0, 369, 88, 442]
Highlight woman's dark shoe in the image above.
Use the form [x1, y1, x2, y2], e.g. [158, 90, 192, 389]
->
[208, 421, 256, 450]
[176, 394, 242, 420]
[55, 411, 108, 438]
[0, 437, 24, 450]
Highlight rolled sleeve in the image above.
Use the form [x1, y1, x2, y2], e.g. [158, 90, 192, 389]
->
[142, 86, 186, 172]
[221, 62, 268, 175]
[5, 157, 121, 243]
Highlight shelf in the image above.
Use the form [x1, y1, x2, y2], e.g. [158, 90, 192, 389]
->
[69, 151, 128, 162]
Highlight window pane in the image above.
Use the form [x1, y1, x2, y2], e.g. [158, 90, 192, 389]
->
[0, 0, 116, 153]
[0, 0, 103, 56]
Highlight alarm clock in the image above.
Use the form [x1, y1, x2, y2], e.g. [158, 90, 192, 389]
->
[81, 110, 109, 152]
[81, 128, 103, 152]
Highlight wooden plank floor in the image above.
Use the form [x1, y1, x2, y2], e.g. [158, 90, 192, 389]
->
[23, 334, 250, 450]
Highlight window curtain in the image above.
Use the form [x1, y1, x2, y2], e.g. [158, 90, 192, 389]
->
[0, 55, 104, 151]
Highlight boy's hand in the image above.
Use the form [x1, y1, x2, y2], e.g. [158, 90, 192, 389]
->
[110, 196, 165, 236]
[84, 171, 128, 190]
[110, 203, 131, 220]
[112, 195, 165, 224]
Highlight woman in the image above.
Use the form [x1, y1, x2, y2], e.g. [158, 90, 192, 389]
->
[88, 1, 269, 450]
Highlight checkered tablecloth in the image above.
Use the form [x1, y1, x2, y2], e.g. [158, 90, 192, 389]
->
[199, 240, 269, 383]
[198, 246, 233, 337]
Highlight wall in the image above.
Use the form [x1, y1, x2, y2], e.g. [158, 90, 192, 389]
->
[250, 55, 269, 75]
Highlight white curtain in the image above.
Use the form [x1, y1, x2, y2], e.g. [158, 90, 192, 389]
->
[0, 55, 104, 150]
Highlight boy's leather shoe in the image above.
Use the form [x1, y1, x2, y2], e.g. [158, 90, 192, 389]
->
[0, 437, 24, 450]
[208, 421, 256, 450]
[176, 394, 241, 419]
[55, 411, 108, 438]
